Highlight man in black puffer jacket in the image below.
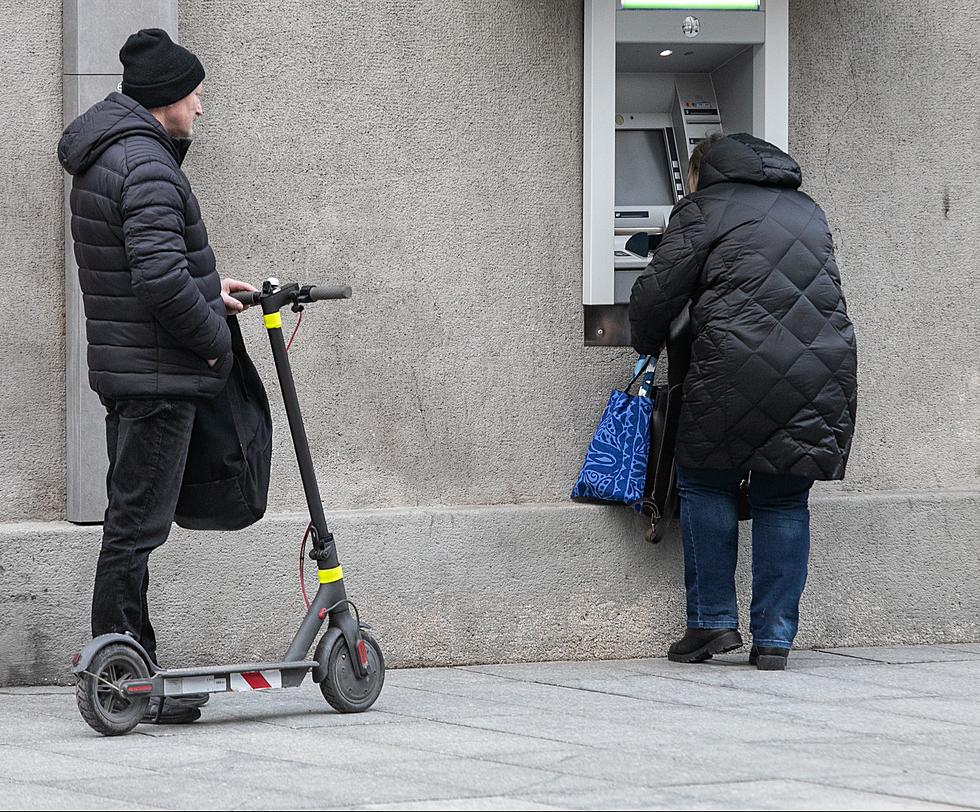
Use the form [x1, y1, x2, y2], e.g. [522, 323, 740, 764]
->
[59, 29, 256, 721]
[629, 133, 857, 671]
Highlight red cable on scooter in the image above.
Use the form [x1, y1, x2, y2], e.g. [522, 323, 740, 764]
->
[286, 309, 303, 352]
[299, 521, 313, 609]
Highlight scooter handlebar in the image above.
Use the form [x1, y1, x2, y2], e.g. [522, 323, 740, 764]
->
[228, 284, 352, 306]
[230, 290, 261, 305]
[306, 285, 352, 301]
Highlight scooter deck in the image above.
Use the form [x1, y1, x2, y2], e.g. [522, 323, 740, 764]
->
[131, 659, 319, 697]
[156, 660, 317, 677]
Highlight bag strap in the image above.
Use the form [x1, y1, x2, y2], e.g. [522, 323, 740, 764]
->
[625, 304, 693, 396]
[626, 355, 655, 393]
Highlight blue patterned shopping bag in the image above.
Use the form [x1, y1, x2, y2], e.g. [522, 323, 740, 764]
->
[571, 357, 655, 507]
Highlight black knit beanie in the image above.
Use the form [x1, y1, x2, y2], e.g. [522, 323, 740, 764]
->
[119, 29, 205, 109]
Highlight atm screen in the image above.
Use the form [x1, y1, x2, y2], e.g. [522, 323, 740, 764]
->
[615, 129, 675, 206]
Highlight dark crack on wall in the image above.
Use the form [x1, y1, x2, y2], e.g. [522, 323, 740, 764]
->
[823, 0, 862, 195]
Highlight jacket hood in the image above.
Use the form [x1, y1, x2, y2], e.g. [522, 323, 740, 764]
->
[58, 92, 187, 175]
[697, 133, 802, 190]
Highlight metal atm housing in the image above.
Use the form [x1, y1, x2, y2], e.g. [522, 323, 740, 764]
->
[583, 0, 788, 346]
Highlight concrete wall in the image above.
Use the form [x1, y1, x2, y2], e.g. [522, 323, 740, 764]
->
[0, 1, 978, 684]
[3, 490, 978, 685]
[0, 1, 65, 522]
[789, 0, 980, 494]
[179, 1, 603, 513]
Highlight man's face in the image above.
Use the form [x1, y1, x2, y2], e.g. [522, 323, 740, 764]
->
[156, 82, 204, 139]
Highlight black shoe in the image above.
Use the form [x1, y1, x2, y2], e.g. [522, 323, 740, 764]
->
[170, 692, 210, 707]
[150, 663, 207, 707]
[141, 697, 202, 725]
[668, 628, 743, 663]
[749, 645, 790, 670]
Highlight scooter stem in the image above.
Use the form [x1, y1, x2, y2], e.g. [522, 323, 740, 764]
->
[261, 294, 339, 570]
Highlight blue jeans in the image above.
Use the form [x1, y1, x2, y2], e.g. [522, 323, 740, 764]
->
[675, 465, 814, 649]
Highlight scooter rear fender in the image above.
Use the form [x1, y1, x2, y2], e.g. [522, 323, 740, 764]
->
[71, 633, 156, 675]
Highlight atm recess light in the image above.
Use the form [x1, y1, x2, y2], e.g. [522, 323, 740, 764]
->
[660, 49, 673, 56]
[621, 1, 760, 9]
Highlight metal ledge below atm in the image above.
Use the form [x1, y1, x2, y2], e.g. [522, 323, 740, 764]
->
[585, 304, 632, 347]
[585, 268, 646, 346]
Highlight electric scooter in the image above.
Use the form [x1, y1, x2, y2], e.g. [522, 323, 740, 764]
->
[72, 279, 384, 736]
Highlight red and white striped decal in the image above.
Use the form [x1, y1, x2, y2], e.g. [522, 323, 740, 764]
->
[230, 670, 282, 691]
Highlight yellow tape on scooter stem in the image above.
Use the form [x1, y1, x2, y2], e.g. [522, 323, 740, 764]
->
[264, 312, 282, 330]
[318, 566, 343, 584]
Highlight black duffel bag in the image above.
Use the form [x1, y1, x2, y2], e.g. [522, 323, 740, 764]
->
[175, 316, 272, 531]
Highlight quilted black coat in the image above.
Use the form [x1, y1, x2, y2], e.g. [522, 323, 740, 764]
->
[58, 93, 231, 399]
[629, 134, 857, 481]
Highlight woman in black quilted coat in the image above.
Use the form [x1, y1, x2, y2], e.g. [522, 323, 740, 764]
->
[629, 133, 857, 670]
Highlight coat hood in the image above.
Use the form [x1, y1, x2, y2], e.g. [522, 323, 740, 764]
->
[697, 133, 802, 190]
[58, 92, 187, 175]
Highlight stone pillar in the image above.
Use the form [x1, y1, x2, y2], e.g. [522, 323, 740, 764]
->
[63, 1, 178, 522]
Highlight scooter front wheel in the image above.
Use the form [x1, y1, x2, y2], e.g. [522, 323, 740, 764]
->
[319, 631, 385, 713]
[76, 643, 150, 736]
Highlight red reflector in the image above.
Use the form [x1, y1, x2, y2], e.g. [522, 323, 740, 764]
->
[318, 608, 327, 620]
[356, 639, 369, 668]
[71, 652, 81, 666]
[126, 683, 153, 694]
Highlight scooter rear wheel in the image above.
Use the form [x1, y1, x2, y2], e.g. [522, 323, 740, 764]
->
[76, 643, 150, 736]
[319, 631, 385, 713]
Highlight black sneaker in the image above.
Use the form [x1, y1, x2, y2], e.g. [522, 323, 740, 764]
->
[667, 628, 743, 663]
[749, 645, 790, 670]
[150, 663, 208, 707]
[170, 693, 210, 707]
[141, 697, 202, 725]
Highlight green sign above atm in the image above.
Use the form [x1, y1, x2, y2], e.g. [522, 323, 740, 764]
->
[621, 1, 760, 9]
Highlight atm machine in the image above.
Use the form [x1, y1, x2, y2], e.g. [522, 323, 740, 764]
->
[583, 0, 788, 346]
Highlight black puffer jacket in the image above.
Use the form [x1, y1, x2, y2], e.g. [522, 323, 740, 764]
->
[59, 92, 231, 399]
[629, 134, 857, 481]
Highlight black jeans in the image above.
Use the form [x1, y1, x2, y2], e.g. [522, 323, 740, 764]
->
[92, 397, 198, 665]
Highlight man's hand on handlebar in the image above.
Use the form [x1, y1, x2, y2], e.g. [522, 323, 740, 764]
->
[227, 281, 353, 308]
[221, 277, 259, 314]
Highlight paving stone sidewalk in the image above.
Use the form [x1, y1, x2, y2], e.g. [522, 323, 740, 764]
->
[2, 644, 980, 810]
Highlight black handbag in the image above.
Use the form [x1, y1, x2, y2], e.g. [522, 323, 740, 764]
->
[639, 310, 692, 544]
[639, 309, 750, 544]
[174, 316, 273, 531]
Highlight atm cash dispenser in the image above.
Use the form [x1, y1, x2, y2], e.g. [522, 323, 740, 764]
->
[583, 0, 788, 346]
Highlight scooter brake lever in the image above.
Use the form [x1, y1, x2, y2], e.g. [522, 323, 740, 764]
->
[296, 284, 315, 303]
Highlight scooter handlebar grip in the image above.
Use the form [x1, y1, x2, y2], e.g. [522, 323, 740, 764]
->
[230, 291, 261, 305]
[308, 285, 352, 301]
